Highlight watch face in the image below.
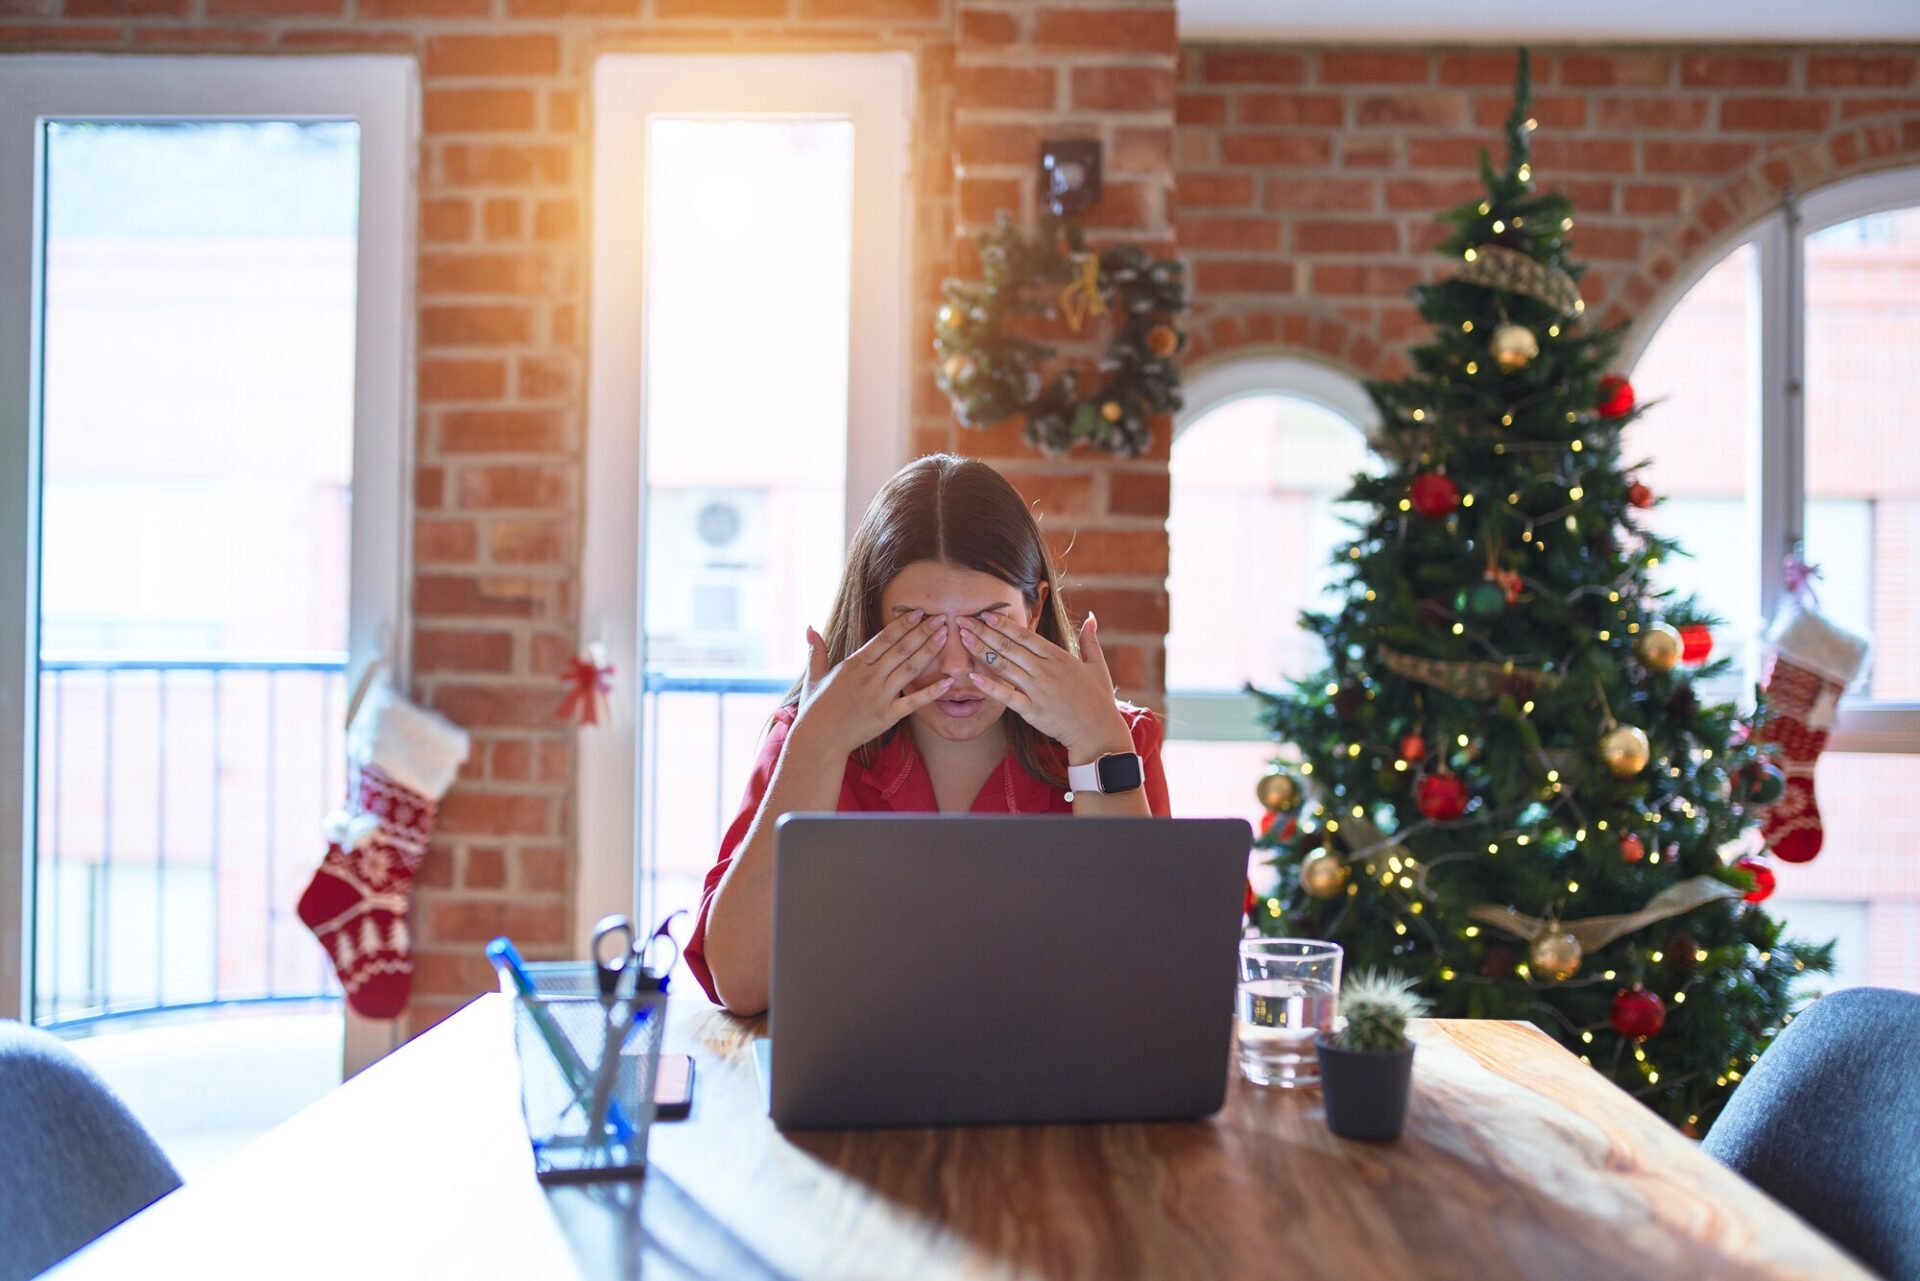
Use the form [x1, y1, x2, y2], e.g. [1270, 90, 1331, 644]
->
[1096, 752, 1144, 793]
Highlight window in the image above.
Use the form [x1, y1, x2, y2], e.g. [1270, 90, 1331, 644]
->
[1625, 168, 1920, 992]
[1162, 357, 1380, 838]
[579, 55, 914, 951]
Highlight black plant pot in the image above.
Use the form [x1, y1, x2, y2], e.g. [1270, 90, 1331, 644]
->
[1315, 1034, 1416, 1142]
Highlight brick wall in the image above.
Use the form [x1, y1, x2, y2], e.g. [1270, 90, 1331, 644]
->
[1175, 46, 1920, 377]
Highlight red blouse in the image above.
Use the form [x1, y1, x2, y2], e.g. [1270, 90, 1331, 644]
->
[682, 703, 1170, 1004]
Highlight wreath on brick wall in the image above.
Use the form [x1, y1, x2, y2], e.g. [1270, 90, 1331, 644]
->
[935, 213, 1187, 458]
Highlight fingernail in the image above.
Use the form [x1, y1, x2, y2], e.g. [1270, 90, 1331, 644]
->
[909, 608, 925, 621]
[933, 627, 949, 645]
[938, 677, 954, 690]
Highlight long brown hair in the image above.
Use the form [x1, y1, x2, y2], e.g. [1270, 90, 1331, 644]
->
[782, 454, 1076, 787]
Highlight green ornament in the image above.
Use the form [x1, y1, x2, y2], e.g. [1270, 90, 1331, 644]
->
[1742, 762, 1787, 804]
[1455, 581, 1508, 619]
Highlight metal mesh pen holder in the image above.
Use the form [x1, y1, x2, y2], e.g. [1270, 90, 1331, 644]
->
[510, 962, 668, 1185]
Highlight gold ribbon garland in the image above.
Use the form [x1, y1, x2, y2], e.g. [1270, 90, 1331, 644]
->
[1468, 876, 1745, 952]
[1379, 645, 1565, 701]
[1058, 252, 1107, 332]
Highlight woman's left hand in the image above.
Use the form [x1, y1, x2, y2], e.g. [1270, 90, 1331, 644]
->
[958, 611, 1134, 763]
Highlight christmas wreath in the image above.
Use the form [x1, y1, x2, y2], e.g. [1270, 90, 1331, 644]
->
[935, 213, 1187, 458]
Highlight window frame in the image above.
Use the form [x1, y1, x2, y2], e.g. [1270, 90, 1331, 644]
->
[1166, 354, 1379, 743]
[578, 53, 916, 951]
[1620, 166, 1920, 755]
[0, 55, 419, 1027]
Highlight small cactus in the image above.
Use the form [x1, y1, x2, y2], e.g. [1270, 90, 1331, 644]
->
[1334, 970, 1430, 1052]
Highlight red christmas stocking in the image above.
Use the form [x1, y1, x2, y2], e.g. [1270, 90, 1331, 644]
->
[1755, 604, 1870, 864]
[297, 686, 470, 1019]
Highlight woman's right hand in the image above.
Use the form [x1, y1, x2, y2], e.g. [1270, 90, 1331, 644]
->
[790, 610, 952, 756]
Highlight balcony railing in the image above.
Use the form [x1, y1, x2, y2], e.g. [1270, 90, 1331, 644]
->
[35, 654, 348, 1029]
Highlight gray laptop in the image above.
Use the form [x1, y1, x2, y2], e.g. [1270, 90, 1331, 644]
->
[766, 814, 1251, 1130]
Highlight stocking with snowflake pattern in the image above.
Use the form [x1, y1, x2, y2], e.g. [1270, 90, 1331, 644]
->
[1755, 602, 1870, 864]
[297, 685, 470, 1018]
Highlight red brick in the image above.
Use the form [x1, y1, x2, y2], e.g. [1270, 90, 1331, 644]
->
[1384, 176, 1484, 210]
[454, 465, 572, 511]
[421, 304, 534, 347]
[1177, 217, 1281, 251]
[1354, 93, 1468, 128]
[1178, 173, 1257, 209]
[489, 739, 537, 783]
[425, 88, 537, 133]
[1312, 263, 1421, 297]
[1644, 139, 1759, 174]
[1101, 641, 1150, 692]
[131, 26, 271, 47]
[1320, 52, 1429, 85]
[417, 466, 446, 511]
[506, 0, 639, 15]
[1034, 7, 1175, 53]
[412, 946, 499, 994]
[422, 896, 567, 944]
[1112, 128, 1172, 174]
[0, 24, 123, 44]
[416, 574, 552, 621]
[1051, 528, 1168, 577]
[443, 790, 552, 838]
[1192, 259, 1294, 293]
[482, 199, 522, 241]
[439, 408, 570, 454]
[1108, 471, 1169, 517]
[439, 143, 571, 187]
[1340, 137, 1399, 168]
[955, 66, 1056, 111]
[357, 0, 486, 16]
[1002, 469, 1096, 518]
[955, 121, 1042, 168]
[1680, 55, 1790, 88]
[415, 628, 515, 674]
[532, 199, 576, 242]
[548, 90, 578, 132]
[1263, 176, 1376, 212]
[488, 519, 571, 565]
[61, 0, 185, 14]
[1594, 97, 1710, 131]
[1083, 180, 1154, 230]
[656, 0, 780, 13]
[1201, 52, 1306, 86]
[424, 33, 561, 78]
[1218, 134, 1332, 166]
[958, 176, 1021, 224]
[1556, 52, 1673, 88]
[1437, 51, 1519, 86]
[796, 0, 939, 16]
[1808, 54, 1916, 88]
[1069, 587, 1167, 633]
[1720, 97, 1834, 131]
[420, 357, 507, 403]
[1839, 96, 1920, 120]
[1071, 66, 1175, 113]
[415, 517, 479, 564]
[1622, 183, 1684, 216]
[1176, 92, 1228, 126]
[1404, 135, 1485, 169]
[959, 8, 1017, 45]
[432, 682, 567, 729]
[518, 847, 568, 893]
[516, 354, 574, 400]
[205, 0, 340, 15]
[421, 198, 471, 244]
[1472, 93, 1586, 129]
[1294, 220, 1400, 254]
[1531, 137, 1637, 174]
[1236, 93, 1343, 127]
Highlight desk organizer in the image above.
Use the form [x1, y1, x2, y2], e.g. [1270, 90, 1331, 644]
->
[508, 962, 667, 1184]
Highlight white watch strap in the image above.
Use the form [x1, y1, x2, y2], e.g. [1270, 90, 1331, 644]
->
[1066, 759, 1103, 795]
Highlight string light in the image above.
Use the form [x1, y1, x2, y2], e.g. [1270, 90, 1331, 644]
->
[1462, 494, 1475, 507]
[1394, 921, 1408, 936]
[1501, 413, 1514, 426]
[1352, 804, 1365, 818]
[1465, 361, 1479, 375]
[1452, 623, 1465, 635]
[1673, 992, 1687, 1004]
[1525, 117, 1538, 132]
[1575, 828, 1587, 841]
[1598, 630, 1611, 641]
[1464, 926, 1480, 938]
[1516, 834, 1531, 847]
[1464, 248, 1479, 263]
[1399, 498, 1412, 511]
[1487, 843, 1499, 853]
[1394, 760, 1408, 772]
[1346, 743, 1361, 757]
[1581, 1030, 1593, 1043]
[1300, 763, 1313, 775]
[1412, 408, 1426, 421]
[1518, 163, 1531, 182]
[1462, 320, 1474, 332]
[1491, 220, 1506, 233]
[1549, 324, 1562, 338]
[1479, 201, 1491, 215]
[1439, 967, 1455, 980]
[1561, 216, 1574, 230]
[1567, 880, 1580, 893]
[1570, 438, 1581, 451]
[1569, 485, 1584, 500]
[1650, 951, 1663, 963]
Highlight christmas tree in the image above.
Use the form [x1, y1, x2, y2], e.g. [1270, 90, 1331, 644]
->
[1249, 51, 1832, 1133]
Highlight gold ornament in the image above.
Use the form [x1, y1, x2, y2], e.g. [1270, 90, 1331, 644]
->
[937, 303, 959, 329]
[1600, 723, 1651, 777]
[1638, 622, 1682, 673]
[1256, 772, 1300, 812]
[942, 355, 975, 385]
[1100, 400, 1124, 424]
[1489, 322, 1540, 372]
[1146, 324, 1180, 358]
[1530, 930, 1583, 982]
[1299, 848, 1350, 899]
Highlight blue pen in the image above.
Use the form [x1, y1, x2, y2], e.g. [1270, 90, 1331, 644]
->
[487, 936, 635, 1143]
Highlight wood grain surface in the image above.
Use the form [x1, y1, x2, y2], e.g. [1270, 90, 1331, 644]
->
[51, 995, 1870, 1280]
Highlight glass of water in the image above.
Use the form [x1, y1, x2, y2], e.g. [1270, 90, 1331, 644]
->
[1237, 938, 1342, 1088]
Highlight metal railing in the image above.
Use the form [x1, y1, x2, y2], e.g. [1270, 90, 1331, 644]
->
[35, 653, 347, 1029]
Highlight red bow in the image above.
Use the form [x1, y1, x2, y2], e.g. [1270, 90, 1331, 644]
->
[1783, 551, 1822, 603]
[556, 648, 615, 726]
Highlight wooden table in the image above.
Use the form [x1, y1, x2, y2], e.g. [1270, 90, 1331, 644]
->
[54, 994, 1868, 1280]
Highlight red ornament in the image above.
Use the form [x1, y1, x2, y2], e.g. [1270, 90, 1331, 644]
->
[1409, 472, 1461, 519]
[1492, 567, 1524, 605]
[1734, 857, 1776, 903]
[1243, 879, 1258, 917]
[1619, 833, 1646, 863]
[1596, 374, 1636, 418]
[1680, 624, 1713, 664]
[1398, 732, 1428, 762]
[1610, 987, 1667, 1040]
[1259, 811, 1296, 841]
[1415, 771, 1469, 821]
[1628, 482, 1654, 509]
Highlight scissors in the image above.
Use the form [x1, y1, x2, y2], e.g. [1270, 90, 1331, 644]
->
[590, 911, 683, 1002]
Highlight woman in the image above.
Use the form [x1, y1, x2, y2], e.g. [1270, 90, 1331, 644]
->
[685, 454, 1170, 1014]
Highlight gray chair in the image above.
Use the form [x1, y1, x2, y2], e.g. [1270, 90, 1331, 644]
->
[0, 1021, 183, 1281]
[1702, 986, 1920, 1280]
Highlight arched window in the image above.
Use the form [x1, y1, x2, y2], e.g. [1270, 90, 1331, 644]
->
[1162, 355, 1380, 826]
[1627, 167, 1920, 992]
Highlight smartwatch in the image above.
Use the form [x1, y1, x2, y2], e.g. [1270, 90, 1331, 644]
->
[1065, 751, 1145, 801]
